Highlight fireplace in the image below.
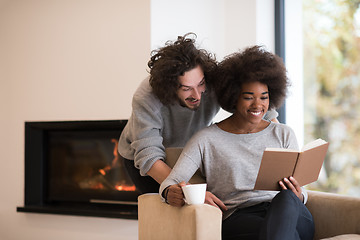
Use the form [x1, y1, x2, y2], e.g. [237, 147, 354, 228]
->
[17, 120, 140, 219]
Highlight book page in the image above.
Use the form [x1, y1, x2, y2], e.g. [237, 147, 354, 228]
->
[301, 138, 327, 151]
[264, 148, 298, 152]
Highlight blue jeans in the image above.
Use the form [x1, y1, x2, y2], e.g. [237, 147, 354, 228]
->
[222, 190, 314, 240]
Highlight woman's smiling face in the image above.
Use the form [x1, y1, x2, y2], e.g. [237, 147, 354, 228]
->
[235, 81, 269, 124]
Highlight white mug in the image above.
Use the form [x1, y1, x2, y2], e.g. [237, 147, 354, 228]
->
[181, 183, 207, 205]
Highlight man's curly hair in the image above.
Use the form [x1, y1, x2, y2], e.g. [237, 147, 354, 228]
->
[148, 33, 217, 105]
[214, 46, 289, 113]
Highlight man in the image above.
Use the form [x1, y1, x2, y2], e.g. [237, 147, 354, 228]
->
[118, 33, 278, 193]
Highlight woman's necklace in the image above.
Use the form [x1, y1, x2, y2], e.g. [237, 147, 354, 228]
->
[228, 116, 260, 134]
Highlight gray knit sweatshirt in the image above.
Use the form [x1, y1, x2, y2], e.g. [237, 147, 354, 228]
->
[160, 122, 306, 219]
[118, 77, 279, 176]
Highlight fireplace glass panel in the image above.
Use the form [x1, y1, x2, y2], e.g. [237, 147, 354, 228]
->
[47, 129, 139, 203]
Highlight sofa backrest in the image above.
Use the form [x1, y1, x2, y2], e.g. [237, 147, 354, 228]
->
[165, 147, 206, 184]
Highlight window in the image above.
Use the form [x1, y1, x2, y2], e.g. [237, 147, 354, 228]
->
[285, 0, 360, 196]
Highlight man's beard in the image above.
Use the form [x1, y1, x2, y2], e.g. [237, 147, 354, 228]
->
[178, 97, 200, 111]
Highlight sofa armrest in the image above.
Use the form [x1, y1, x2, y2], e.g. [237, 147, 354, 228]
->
[138, 193, 222, 240]
[306, 190, 360, 240]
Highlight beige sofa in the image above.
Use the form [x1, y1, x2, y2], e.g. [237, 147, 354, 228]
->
[138, 148, 360, 240]
[138, 191, 360, 240]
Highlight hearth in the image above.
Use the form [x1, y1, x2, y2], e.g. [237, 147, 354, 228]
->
[17, 120, 140, 219]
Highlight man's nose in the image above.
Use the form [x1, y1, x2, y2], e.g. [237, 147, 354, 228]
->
[192, 88, 202, 99]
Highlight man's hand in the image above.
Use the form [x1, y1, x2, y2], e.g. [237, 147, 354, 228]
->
[279, 176, 304, 202]
[205, 191, 227, 212]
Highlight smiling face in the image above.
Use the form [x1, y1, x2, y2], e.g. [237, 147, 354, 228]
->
[234, 81, 269, 124]
[176, 65, 206, 110]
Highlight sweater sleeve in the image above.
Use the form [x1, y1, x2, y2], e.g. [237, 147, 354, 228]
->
[118, 82, 166, 176]
[159, 140, 203, 201]
[264, 108, 279, 121]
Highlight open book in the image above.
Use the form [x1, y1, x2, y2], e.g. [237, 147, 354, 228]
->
[253, 138, 329, 191]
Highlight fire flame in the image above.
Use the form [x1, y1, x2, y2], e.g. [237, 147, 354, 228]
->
[115, 184, 137, 191]
[97, 138, 137, 192]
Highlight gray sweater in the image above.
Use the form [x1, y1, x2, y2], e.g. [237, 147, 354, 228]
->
[160, 122, 305, 219]
[119, 77, 279, 176]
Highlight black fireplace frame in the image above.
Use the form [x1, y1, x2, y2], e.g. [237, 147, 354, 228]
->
[16, 119, 139, 219]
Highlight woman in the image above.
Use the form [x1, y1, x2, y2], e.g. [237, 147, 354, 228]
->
[159, 46, 314, 240]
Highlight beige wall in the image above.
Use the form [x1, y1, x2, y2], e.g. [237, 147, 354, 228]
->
[0, 1, 149, 239]
[0, 0, 274, 239]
